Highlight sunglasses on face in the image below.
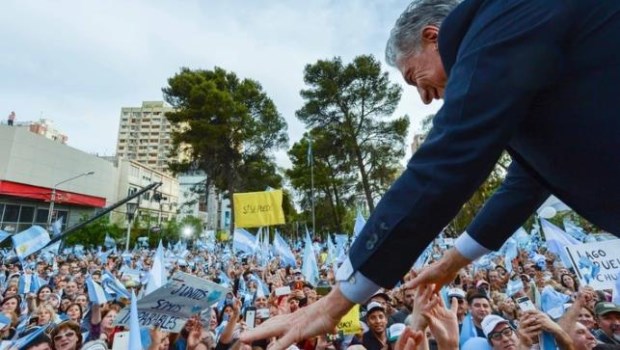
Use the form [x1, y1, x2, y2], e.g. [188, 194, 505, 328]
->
[489, 327, 514, 341]
[54, 331, 76, 341]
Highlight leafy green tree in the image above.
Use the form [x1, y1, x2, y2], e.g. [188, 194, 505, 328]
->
[286, 129, 356, 235]
[64, 215, 124, 248]
[163, 67, 289, 233]
[296, 55, 408, 211]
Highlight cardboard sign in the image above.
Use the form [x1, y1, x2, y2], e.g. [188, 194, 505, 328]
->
[233, 189, 286, 228]
[565, 239, 620, 290]
[114, 272, 227, 332]
[336, 304, 362, 335]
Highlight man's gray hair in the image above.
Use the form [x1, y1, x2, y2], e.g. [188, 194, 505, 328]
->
[385, 0, 461, 67]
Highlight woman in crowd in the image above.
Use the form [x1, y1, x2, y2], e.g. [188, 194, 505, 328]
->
[50, 321, 83, 350]
[561, 274, 580, 294]
[64, 303, 83, 324]
[33, 304, 56, 326]
[577, 306, 597, 331]
[92, 305, 122, 347]
[2, 295, 22, 321]
[3, 284, 18, 298]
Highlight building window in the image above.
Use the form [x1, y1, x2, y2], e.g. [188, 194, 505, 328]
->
[130, 165, 140, 177]
[2, 205, 20, 222]
[19, 206, 34, 223]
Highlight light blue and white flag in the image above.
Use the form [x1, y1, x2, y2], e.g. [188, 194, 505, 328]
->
[129, 291, 143, 349]
[459, 314, 479, 347]
[302, 233, 319, 286]
[563, 218, 588, 242]
[506, 278, 524, 297]
[51, 217, 63, 238]
[413, 243, 432, 270]
[0, 230, 10, 244]
[273, 231, 296, 267]
[12, 225, 50, 260]
[104, 234, 116, 248]
[145, 241, 167, 296]
[541, 219, 579, 267]
[0, 314, 10, 329]
[218, 271, 231, 288]
[502, 238, 518, 273]
[612, 270, 620, 305]
[18, 274, 33, 294]
[233, 229, 256, 255]
[352, 210, 366, 242]
[101, 271, 131, 300]
[86, 275, 109, 304]
[326, 234, 338, 266]
[11, 325, 50, 349]
[541, 285, 570, 319]
[513, 227, 530, 248]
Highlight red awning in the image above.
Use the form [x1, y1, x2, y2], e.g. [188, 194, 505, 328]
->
[0, 180, 106, 208]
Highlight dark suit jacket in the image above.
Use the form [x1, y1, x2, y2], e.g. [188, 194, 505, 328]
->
[350, 0, 620, 287]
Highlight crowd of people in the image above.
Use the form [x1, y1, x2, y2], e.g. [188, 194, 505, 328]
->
[0, 229, 618, 350]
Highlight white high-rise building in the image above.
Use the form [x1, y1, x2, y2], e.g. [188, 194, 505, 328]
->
[115, 101, 177, 174]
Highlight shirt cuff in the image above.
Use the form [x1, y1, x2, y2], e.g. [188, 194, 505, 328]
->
[336, 259, 381, 304]
[455, 231, 491, 261]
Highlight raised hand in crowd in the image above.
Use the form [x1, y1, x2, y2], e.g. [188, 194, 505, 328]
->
[417, 286, 459, 350]
[407, 248, 471, 292]
[394, 328, 425, 350]
[519, 310, 574, 350]
[241, 286, 354, 350]
[221, 298, 243, 345]
[148, 326, 167, 350]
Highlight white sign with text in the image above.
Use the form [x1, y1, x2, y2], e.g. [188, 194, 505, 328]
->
[115, 272, 228, 332]
[565, 239, 620, 290]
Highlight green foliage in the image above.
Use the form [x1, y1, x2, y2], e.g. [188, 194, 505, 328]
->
[295, 55, 408, 212]
[64, 215, 124, 248]
[163, 67, 289, 232]
[286, 55, 407, 235]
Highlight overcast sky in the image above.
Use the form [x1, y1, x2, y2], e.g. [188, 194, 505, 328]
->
[0, 0, 442, 168]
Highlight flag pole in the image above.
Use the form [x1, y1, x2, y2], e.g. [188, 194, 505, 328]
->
[308, 137, 316, 239]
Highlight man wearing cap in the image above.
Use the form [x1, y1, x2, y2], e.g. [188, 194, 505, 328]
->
[593, 302, 620, 344]
[447, 288, 467, 327]
[481, 315, 518, 350]
[362, 302, 389, 350]
[369, 291, 400, 326]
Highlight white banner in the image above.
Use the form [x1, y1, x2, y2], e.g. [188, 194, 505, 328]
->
[114, 272, 228, 332]
[565, 239, 620, 290]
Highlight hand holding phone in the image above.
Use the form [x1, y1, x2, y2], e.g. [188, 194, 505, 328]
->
[245, 307, 256, 329]
[515, 296, 536, 311]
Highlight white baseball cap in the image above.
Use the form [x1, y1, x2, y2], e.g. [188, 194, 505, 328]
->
[366, 301, 385, 314]
[481, 314, 510, 338]
[447, 288, 466, 299]
[388, 323, 406, 342]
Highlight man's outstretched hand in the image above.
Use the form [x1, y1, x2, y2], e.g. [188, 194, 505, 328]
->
[240, 285, 354, 350]
[405, 248, 471, 292]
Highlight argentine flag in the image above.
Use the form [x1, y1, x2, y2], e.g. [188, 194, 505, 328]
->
[12, 226, 50, 260]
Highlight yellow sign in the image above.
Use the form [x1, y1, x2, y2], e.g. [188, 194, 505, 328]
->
[336, 304, 362, 335]
[233, 189, 286, 228]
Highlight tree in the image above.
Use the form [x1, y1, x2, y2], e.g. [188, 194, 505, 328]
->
[64, 215, 124, 248]
[163, 67, 289, 233]
[296, 55, 409, 211]
[286, 129, 357, 235]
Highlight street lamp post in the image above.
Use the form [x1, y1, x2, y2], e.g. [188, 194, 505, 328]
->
[125, 202, 138, 251]
[47, 171, 95, 230]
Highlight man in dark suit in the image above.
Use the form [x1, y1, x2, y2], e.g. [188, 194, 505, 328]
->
[243, 0, 620, 348]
